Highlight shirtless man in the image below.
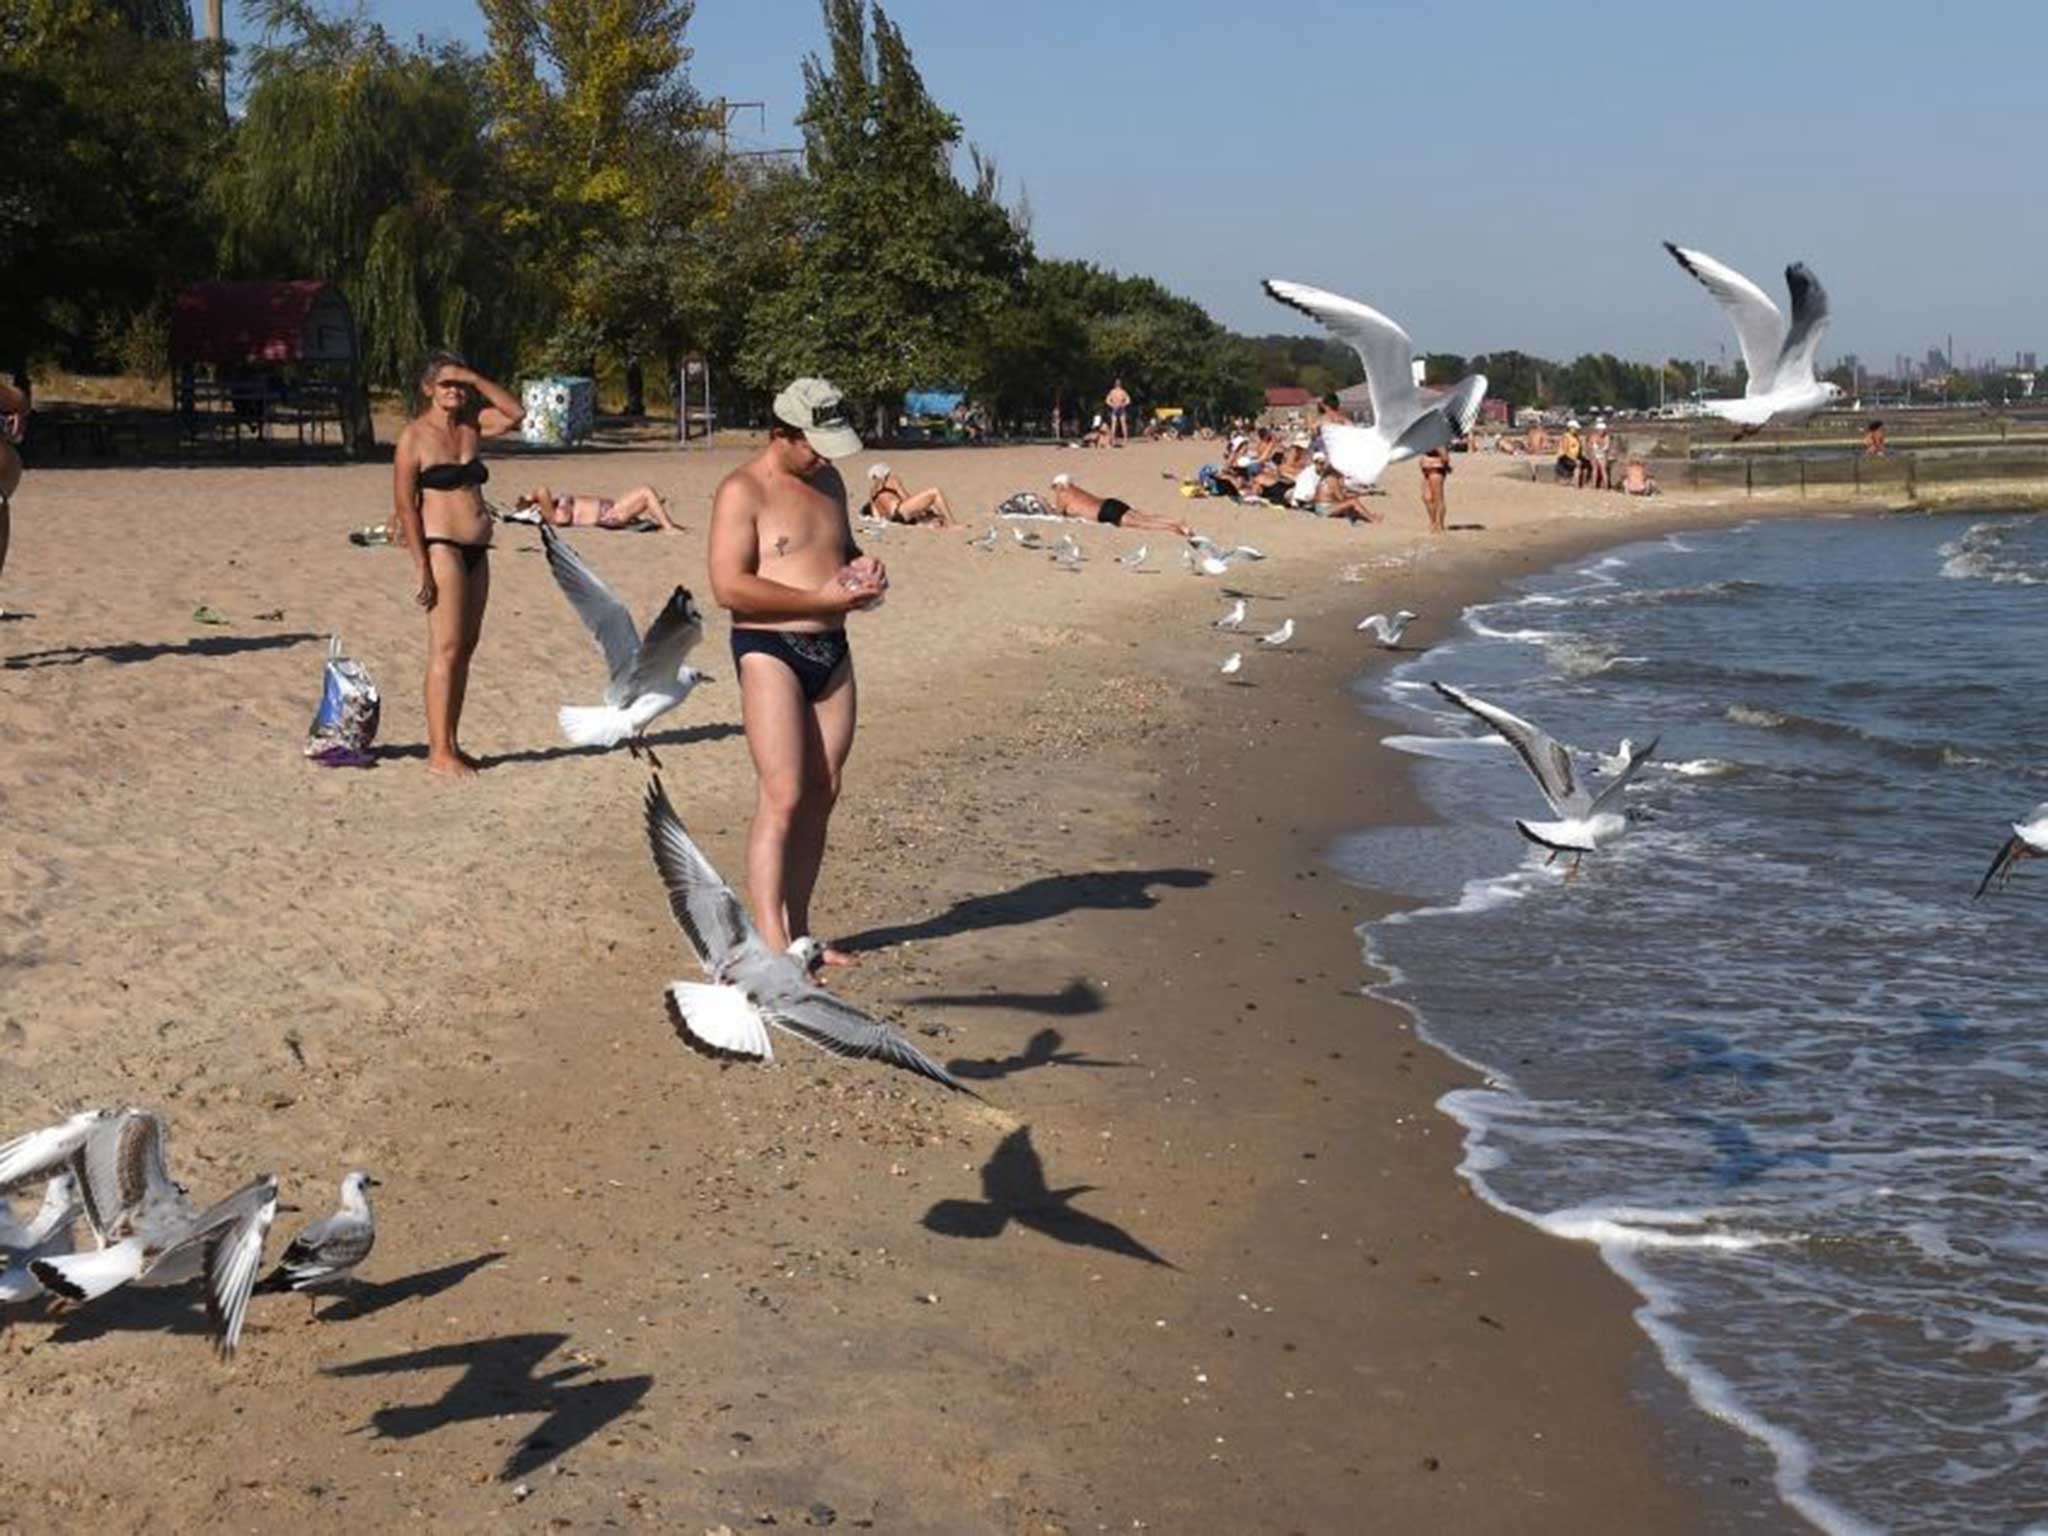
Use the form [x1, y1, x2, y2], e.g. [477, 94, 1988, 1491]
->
[1048, 473, 1194, 536]
[1105, 379, 1131, 445]
[709, 378, 885, 965]
[0, 378, 26, 611]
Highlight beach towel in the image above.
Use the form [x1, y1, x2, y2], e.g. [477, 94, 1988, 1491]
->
[304, 635, 380, 767]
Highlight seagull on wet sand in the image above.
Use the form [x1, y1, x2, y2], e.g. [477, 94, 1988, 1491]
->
[1974, 804, 2048, 899]
[1663, 243, 1841, 438]
[256, 1171, 379, 1319]
[642, 778, 965, 1091]
[1357, 609, 1418, 647]
[1259, 619, 1296, 648]
[1431, 682, 1658, 874]
[1214, 598, 1247, 630]
[1263, 279, 1488, 486]
[541, 524, 707, 767]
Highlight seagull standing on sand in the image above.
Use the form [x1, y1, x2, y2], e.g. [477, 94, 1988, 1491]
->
[1663, 243, 1841, 438]
[642, 778, 965, 1091]
[968, 525, 999, 551]
[1220, 652, 1243, 677]
[541, 525, 708, 766]
[1357, 609, 1419, 647]
[1262, 279, 1488, 487]
[1, 1174, 80, 1304]
[1973, 804, 2048, 899]
[256, 1171, 379, 1318]
[1117, 544, 1150, 570]
[3, 1108, 283, 1359]
[1014, 528, 1045, 550]
[1214, 598, 1247, 630]
[1431, 682, 1658, 873]
[1259, 619, 1296, 648]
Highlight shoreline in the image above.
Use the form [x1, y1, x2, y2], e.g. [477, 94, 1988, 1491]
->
[0, 447, 1894, 1529]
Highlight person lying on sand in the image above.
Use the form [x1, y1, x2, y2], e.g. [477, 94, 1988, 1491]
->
[515, 483, 680, 531]
[864, 464, 958, 527]
[1048, 474, 1194, 536]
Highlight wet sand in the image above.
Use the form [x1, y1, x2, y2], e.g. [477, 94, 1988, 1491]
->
[2, 439, 1792, 1531]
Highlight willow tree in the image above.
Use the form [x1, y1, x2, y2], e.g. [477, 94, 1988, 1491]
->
[214, 2, 526, 442]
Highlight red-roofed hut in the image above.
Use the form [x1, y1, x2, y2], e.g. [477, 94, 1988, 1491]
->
[171, 281, 369, 455]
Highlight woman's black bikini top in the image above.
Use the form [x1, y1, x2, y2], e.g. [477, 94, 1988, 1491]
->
[417, 458, 489, 491]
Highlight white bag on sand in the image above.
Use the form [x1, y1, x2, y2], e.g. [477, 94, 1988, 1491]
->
[304, 635, 380, 766]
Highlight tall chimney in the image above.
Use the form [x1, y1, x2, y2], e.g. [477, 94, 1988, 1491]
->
[204, 0, 226, 114]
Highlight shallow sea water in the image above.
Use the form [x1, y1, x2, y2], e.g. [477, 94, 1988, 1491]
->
[1338, 512, 2048, 1534]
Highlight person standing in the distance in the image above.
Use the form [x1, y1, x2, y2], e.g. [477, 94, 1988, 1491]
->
[390, 351, 524, 777]
[1419, 443, 1452, 533]
[1105, 377, 1131, 446]
[709, 379, 886, 966]
[0, 377, 27, 616]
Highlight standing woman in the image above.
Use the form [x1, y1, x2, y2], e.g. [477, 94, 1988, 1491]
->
[391, 351, 523, 777]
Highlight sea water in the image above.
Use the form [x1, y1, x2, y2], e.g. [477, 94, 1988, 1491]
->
[1337, 513, 2048, 1534]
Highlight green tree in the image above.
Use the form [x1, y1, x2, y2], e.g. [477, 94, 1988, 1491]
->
[215, 1, 526, 440]
[0, 0, 221, 373]
[740, 0, 1025, 425]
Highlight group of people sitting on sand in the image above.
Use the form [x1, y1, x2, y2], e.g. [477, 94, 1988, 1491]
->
[1496, 417, 1658, 496]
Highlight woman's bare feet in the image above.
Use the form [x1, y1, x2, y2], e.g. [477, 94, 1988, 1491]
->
[427, 751, 478, 778]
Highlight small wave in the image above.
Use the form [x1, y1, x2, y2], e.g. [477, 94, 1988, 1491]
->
[1545, 637, 1632, 677]
[1938, 521, 2048, 585]
[1463, 614, 1555, 643]
[1724, 703, 1985, 769]
[1666, 758, 1744, 778]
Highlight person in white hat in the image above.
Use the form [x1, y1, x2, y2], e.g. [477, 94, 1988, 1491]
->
[707, 377, 885, 966]
[864, 461, 958, 528]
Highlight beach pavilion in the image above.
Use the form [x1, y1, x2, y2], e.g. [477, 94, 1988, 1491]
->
[170, 280, 371, 456]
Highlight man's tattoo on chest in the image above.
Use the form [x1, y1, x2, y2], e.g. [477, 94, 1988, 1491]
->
[774, 535, 790, 556]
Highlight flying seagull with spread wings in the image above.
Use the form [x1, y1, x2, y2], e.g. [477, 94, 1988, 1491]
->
[641, 777, 965, 1091]
[1431, 682, 1658, 874]
[1262, 279, 1488, 487]
[1664, 243, 1842, 438]
[541, 524, 708, 766]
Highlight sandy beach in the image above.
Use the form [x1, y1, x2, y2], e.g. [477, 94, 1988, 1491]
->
[3, 440, 1804, 1532]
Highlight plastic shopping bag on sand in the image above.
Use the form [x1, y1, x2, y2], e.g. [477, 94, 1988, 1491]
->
[996, 491, 1056, 519]
[304, 635, 380, 766]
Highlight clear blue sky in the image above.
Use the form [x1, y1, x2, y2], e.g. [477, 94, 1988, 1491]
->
[198, 0, 2048, 372]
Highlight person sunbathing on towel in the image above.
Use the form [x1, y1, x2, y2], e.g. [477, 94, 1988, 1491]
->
[864, 463, 958, 527]
[1302, 453, 1384, 524]
[1049, 474, 1194, 535]
[516, 483, 681, 531]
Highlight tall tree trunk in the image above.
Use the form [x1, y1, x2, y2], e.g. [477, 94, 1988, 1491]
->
[624, 357, 645, 417]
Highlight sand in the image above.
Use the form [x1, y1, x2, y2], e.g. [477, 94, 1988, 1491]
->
[0, 439, 1797, 1532]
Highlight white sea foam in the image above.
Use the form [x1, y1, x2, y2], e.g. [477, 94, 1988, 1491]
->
[1666, 757, 1743, 778]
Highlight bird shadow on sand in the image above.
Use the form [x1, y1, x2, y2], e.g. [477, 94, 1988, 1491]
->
[841, 868, 1211, 953]
[905, 977, 1103, 1018]
[316, 1251, 506, 1322]
[325, 1330, 653, 1482]
[34, 1286, 214, 1345]
[371, 720, 741, 770]
[922, 1126, 1172, 1267]
[3, 630, 323, 670]
[0, 610, 36, 623]
[943, 1025, 1132, 1082]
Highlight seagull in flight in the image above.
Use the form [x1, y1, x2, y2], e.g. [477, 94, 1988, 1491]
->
[256, 1170, 379, 1319]
[541, 525, 707, 766]
[1973, 803, 2048, 899]
[1430, 682, 1658, 873]
[1214, 598, 1247, 631]
[6, 1108, 283, 1359]
[1263, 279, 1488, 487]
[642, 777, 965, 1091]
[1357, 609, 1418, 647]
[1663, 243, 1841, 438]
[1259, 619, 1296, 648]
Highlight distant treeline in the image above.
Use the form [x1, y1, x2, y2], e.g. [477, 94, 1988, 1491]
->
[3, 0, 1786, 430]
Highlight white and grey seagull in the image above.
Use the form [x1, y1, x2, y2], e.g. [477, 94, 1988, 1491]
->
[256, 1170, 379, 1318]
[967, 524, 1000, 551]
[1117, 543, 1150, 570]
[1219, 652, 1244, 678]
[6, 1108, 284, 1359]
[1357, 609, 1419, 647]
[541, 523, 708, 766]
[1973, 803, 2048, 899]
[1214, 598, 1247, 631]
[1184, 538, 1266, 578]
[1663, 242, 1841, 439]
[1, 1173, 80, 1304]
[1259, 618, 1296, 648]
[642, 778, 965, 1091]
[1262, 279, 1488, 487]
[1431, 682, 1658, 873]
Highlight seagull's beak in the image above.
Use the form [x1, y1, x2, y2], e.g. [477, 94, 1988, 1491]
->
[276, 1203, 303, 1214]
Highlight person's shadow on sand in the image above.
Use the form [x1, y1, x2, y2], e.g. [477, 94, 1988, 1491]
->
[325, 1331, 652, 1481]
[905, 977, 1103, 1018]
[371, 720, 741, 770]
[945, 1026, 1130, 1082]
[3, 631, 323, 669]
[842, 868, 1211, 952]
[922, 1126, 1172, 1267]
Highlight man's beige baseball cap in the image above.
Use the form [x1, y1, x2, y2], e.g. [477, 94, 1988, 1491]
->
[772, 377, 863, 459]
